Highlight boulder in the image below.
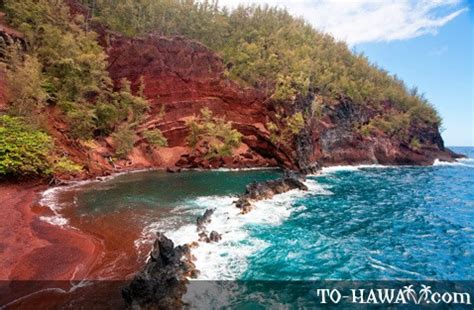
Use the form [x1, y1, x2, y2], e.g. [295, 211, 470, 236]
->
[122, 233, 196, 309]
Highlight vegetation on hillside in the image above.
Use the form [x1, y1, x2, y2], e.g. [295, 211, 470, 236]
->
[267, 112, 305, 147]
[0, 0, 166, 176]
[144, 129, 168, 148]
[0, 115, 53, 176]
[83, 0, 442, 134]
[0, 115, 81, 177]
[0, 0, 444, 176]
[3, 0, 153, 139]
[186, 108, 242, 159]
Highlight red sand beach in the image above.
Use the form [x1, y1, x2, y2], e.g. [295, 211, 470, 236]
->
[0, 182, 103, 306]
[0, 180, 150, 307]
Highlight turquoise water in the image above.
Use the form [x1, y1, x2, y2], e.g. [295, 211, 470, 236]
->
[243, 147, 474, 281]
[74, 169, 282, 214]
[57, 148, 474, 282]
[47, 148, 474, 306]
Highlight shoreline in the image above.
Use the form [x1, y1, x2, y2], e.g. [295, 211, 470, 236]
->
[1, 156, 469, 305]
[0, 181, 103, 305]
[0, 165, 284, 304]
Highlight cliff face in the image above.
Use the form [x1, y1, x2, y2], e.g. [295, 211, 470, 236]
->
[308, 97, 458, 166]
[98, 32, 458, 173]
[0, 15, 460, 177]
[101, 33, 293, 171]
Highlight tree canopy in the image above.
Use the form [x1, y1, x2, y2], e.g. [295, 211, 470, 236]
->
[84, 0, 441, 129]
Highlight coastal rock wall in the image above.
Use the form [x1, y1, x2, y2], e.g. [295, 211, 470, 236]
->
[311, 97, 458, 166]
[101, 32, 295, 170]
[99, 31, 458, 171]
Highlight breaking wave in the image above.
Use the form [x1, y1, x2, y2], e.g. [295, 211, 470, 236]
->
[137, 179, 332, 280]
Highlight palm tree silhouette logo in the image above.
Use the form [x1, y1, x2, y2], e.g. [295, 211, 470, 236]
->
[417, 285, 433, 304]
[403, 285, 417, 302]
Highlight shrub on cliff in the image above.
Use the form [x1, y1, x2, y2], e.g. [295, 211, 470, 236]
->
[0, 115, 53, 176]
[112, 125, 135, 159]
[52, 156, 83, 174]
[144, 129, 168, 148]
[186, 108, 242, 158]
[358, 113, 411, 141]
[410, 138, 422, 151]
[2, 46, 48, 120]
[267, 112, 305, 147]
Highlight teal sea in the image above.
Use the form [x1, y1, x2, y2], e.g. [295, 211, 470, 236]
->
[42, 147, 474, 305]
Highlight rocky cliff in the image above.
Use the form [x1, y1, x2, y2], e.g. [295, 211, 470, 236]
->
[97, 30, 459, 173]
[102, 33, 287, 170]
[0, 7, 461, 178]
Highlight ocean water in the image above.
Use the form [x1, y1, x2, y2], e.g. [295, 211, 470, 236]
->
[242, 152, 474, 281]
[40, 148, 474, 306]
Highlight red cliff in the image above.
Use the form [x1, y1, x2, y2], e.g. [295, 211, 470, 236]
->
[97, 31, 458, 173]
[0, 8, 461, 178]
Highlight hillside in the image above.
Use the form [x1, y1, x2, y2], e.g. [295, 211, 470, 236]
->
[0, 0, 461, 180]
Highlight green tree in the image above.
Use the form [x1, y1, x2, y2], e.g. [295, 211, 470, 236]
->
[144, 129, 168, 148]
[2, 45, 47, 119]
[186, 108, 242, 158]
[112, 124, 135, 159]
[0, 115, 53, 176]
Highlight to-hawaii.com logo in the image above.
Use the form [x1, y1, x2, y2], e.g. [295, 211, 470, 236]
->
[316, 284, 472, 305]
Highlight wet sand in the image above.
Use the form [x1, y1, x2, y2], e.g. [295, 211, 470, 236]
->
[0, 182, 103, 306]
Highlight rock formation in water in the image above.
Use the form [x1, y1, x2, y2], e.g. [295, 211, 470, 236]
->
[235, 171, 308, 214]
[122, 232, 196, 309]
[196, 208, 222, 243]
[125, 171, 308, 308]
[196, 208, 215, 232]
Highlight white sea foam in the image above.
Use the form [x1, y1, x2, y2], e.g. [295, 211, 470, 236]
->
[137, 178, 332, 281]
[38, 168, 160, 227]
[39, 186, 72, 227]
[457, 157, 474, 163]
[38, 215, 69, 226]
[38, 178, 97, 227]
[433, 158, 474, 167]
[319, 164, 397, 175]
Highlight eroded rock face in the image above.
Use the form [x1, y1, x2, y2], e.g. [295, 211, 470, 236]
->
[310, 97, 459, 166]
[101, 33, 294, 170]
[122, 233, 196, 309]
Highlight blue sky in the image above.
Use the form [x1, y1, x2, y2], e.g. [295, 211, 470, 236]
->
[355, 2, 473, 146]
[214, 0, 473, 146]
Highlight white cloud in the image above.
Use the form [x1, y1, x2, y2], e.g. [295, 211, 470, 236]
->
[213, 0, 468, 45]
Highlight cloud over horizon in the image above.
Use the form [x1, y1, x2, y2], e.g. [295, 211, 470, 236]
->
[214, 0, 468, 45]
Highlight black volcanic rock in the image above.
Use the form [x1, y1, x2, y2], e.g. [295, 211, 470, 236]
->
[209, 231, 222, 242]
[235, 171, 308, 214]
[122, 232, 196, 309]
[196, 208, 215, 232]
